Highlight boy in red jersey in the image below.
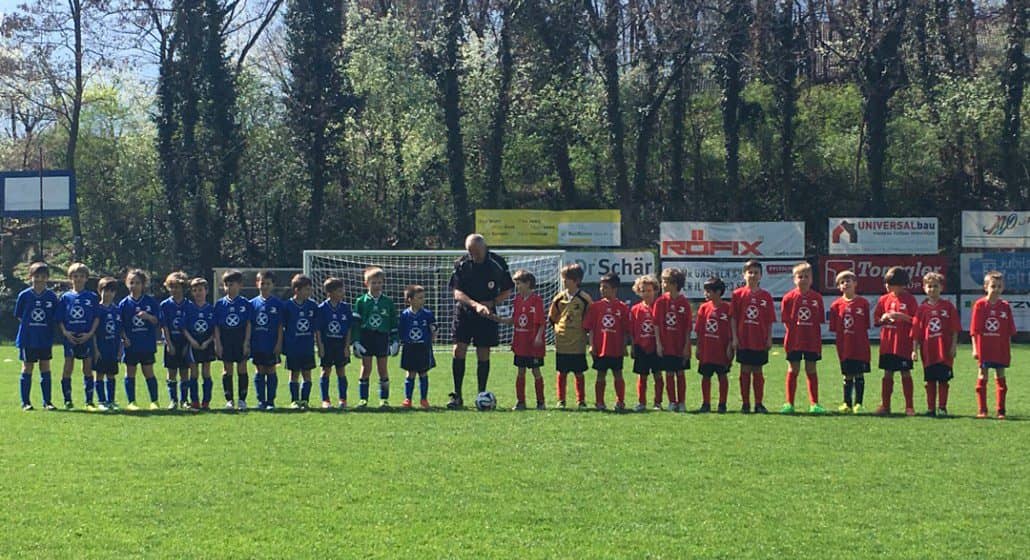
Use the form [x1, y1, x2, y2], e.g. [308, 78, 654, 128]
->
[911, 272, 960, 417]
[873, 266, 919, 416]
[501, 269, 547, 410]
[970, 271, 1016, 419]
[829, 270, 871, 414]
[731, 260, 775, 414]
[630, 274, 663, 412]
[583, 273, 632, 411]
[653, 268, 692, 412]
[694, 277, 732, 413]
[780, 262, 826, 414]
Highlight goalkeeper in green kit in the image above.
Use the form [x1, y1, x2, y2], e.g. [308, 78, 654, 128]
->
[352, 266, 399, 408]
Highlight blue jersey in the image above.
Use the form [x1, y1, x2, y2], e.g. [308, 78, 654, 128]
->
[14, 287, 59, 350]
[250, 295, 284, 353]
[214, 295, 252, 334]
[399, 307, 435, 345]
[57, 290, 99, 336]
[317, 300, 354, 343]
[160, 297, 192, 343]
[95, 303, 123, 362]
[119, 294, 161, 354]
[282, 297, 318, 357]
[185, 302, 216, 343]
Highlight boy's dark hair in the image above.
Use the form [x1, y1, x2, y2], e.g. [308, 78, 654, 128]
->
[661, 267, 686, 290]
[884, 266, 910, 287]
[599, 272, 621, 288]
[98, 276, 119, 293]
[190, 277, 208, 290]
[28, 262, 49, 277]
[323, 277, 344, 293]
[743, 260, 763, 274]
[561, 263, 584, 283]
[222, 269, 243, 285]
[512, 269, 536, 289]
[405, 284, 425, 300]
[256, 270, 276, 284]
[703, 276, 726, 296]
[291, 274, 313, 291]
[126, 268, 147, 284]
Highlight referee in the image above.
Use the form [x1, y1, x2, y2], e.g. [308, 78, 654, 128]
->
[447, 233, 515, 409]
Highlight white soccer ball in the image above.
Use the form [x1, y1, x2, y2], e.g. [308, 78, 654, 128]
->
[475, 391, 497, 411]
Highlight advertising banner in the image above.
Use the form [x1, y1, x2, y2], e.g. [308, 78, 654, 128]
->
[828, 217, 938, 254]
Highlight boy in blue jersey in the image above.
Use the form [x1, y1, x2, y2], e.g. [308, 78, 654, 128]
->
[316, 277, 353, 409]
[57, 262, 100, 410]
[160, 271, 193, 410]
[92, 277, 122, 411]
[400, 284, 435, 410]
[184, 278, 217, 409]
[214, 270, 253, 410]
[15, 262, 59, 411]
[119, 269, 162, 411]
[250, 271, 284, 410]
[283, 274, 318, 409]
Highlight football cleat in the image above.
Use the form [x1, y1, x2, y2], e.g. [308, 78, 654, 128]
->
[874, 405, 890, 416]
[614, 401, 626, 412]
[237, 401, 247, 411]
[535, 402, 546, 411]
[923, 409, 936, 417]
[697, 403, 711, 414]
[149, 402, 160, 411]
[401, 398, 413, 409]
[512, 401, 527, 411]
[852, 403, 864, 414]
[754, 404, 769, 414]
[838, 403, 852, 414]
[22, 403, 34, 411]
[652, 403, 663, 411]
[290, 401, 302, 410]
[108, 402, 121, 411]
[64, 401, 74, 410]
[264, 403, 275, 411]
[96, 403, 109, 412]
[125, 402, 140, 412]
[716, 403, 727, 414]
[338, 400, 348, 410]
[445, 393, 463, 410]
[224, 401, 236, 410]
[85, 403, 98, 413]
[976, 410, 988, 419]
[167, 401, 179, 410]
[356, 399, 369, 409]
[300, 401, 310, 410]
[379, 400, 389, 409]
[596, 403, 607, 412]
[577, 401, 587, 409]
[556, 400, 567, 410]
[740, 405, 751, 414]
[809, 403, 826, 414]
[997, 409, 1006, 420]
[780, 403, 795, 415]
[937, 408, 948, 417]
[420, 399, 430, 410]
[322, 400, 333, 409]
[904, 407, 915, 417]
[633, 403, 646, 412]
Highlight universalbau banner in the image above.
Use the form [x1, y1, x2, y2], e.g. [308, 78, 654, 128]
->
[476, 209, 621, 247]
[961, 211, 1030, 249]
[660, 222, 805, 259]
[828, 217, 938, 254]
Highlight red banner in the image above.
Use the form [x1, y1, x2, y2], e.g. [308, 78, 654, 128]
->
[817, 256, 950, 294]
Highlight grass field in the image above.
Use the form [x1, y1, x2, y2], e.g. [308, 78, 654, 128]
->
[0, 343, 1028, 559]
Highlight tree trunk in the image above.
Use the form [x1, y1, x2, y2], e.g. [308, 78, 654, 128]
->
[442, 0, 469, 242]
[669, 72, 687, 206]
[1001, 0, 1026, 205]
[864, 92, 889, 214]
[483, 2, 514, 208]
[67, 0, 84, 261]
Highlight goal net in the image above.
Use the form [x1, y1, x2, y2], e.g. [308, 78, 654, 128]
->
[303, 250, 565, 346]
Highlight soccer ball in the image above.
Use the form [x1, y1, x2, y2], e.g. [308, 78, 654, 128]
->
[475, 391, 497, 411]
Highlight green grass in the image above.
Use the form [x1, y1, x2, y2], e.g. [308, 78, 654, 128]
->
[0, 343, 1028, 559]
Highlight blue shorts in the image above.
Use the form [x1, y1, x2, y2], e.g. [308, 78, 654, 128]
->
[218, 329, 247, 363]
[401, 343, 434, 372]
[164, 340, 193, 370]
[19, 346, 53, 363]
[123, 351, 156, 366]
[251, 351, 280, 367]
[286, 353, 316, 372]
[321, 340, 351, 368]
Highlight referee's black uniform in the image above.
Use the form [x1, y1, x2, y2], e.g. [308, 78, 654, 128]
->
[449, 250, 515, 402]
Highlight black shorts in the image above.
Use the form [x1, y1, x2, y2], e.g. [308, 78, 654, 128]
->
[592, 356, 624, 372]
[632, 347, 660, 375]
[192, 343, 216, 364]
[514, 355, 545, 369]
[736, 349, 769, 367]
[360, 330, 390, 358]
[659, 355, 690, 372]
[94, 357, 119, 376]
[219, 329, 247, 363]
[19, 346, 53, 363]
[556, 353, 588, 373]
[924, 364, 954, 383]
[286, 353, 316, 372]
[786, 351, 821, 362]
[401, 343, 434, 372]
[251, 351, 280, 367]
[980, 361, 1008, 370]
[63, 341, 92, 360]
[164, 341, 192, 370]
[123, 351, 156, 366]
[879, 353, 913, 372]
[453, 310, 500, 348]
[840, 360, 871, 376]
[698, 363, 730, 377]
[321, 340, 351, 368]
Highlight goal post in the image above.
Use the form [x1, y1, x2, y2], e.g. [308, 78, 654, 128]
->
[303, 250, 565, 346]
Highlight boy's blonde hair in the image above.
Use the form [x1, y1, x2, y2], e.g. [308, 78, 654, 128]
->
[364, 267, 385, 283]
[922, 271, 945, 286]
[792, 262, 812, 276]
[164, 270, 188, 289]
[835, 270, 857, 285]
[67, 262, 90, 277]
[632, 274, 660, 296]
[984, 270, 1004, 286]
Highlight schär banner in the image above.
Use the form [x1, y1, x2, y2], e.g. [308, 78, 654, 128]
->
[961, 211, 1030, 249]
[660, 221, 805, 259]
[828, 217, 938, 254]
[565, 251, 656, 282]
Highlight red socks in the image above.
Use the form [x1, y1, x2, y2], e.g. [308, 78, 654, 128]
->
[785, 369, 798, 406]
[701, 377, 712, 405]
[573, 374, 585, 404]
[653, 375, 664, 406]
[595, 379, 606, 407]
[739, 372, 752, 407]
[976, 378, 988, 413]
[806, 372, 819, 405]
[676, 373, 686, 406]
[516, 375, 526, 403]
[938, 382, 949, 409]
[637, 376, 647, 405]
[614, 376, 625, 404]
[534, 376, 544, 404]
[718, 375, 729, 406]
[753, 372, 765, 405]
[881, 376, 894, 409]
[996, 378, 1008, 413]
[556, 372, 567, 402]
[665, 373, 677, 405]
[925, 380, 937, 411]
[901, 375, 914, 409]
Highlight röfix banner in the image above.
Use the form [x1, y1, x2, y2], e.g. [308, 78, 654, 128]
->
[660, 222, 805, 259]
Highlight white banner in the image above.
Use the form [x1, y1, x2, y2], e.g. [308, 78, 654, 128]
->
[660, 221, 805, 259]
[565, 251, 656, 282]
[962, 211, 1030, 249]
[662, 260, 796, 298]
[962, 294, 1030, 333]
[828, 218, 938, 254]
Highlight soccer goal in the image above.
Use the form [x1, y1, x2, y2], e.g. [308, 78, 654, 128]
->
[303, 250, 565, 346]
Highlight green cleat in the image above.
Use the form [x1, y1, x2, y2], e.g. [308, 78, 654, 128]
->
[809, 403, 827, 414]
[780, 403, 795, 414]
[852, 403, 864, 414]
[838, 403, 852, 414]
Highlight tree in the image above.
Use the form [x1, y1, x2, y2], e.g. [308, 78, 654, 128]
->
[756, 0, 801, 217]
[715, 0, 753, 219]
[1000, 0, 1026, 205]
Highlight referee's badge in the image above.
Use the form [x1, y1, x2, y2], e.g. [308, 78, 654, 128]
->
[488, 281, 495, 289]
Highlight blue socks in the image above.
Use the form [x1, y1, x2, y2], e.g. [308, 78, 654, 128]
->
[267, 374, 278, 404]
[189, 379, 199, 404]
[95, 377, 107, 404]
[145, 377, 159, 402]
[167, 380, 178, 402]
[61, 377, 72, 404]
[19, 372, 31, 406]
[300, 381, 312, 402]
[179, 380, 189, 403]
[105, 378, 115, 404]
[255, 373, 267, 405]
[359, 379, 369, 400]
[404, 378, 415, 400]
[40, 372, 52, 405]
[320, 376, 330, 402]
[289, 381, 300, 402]
[124, 376, 136, 403]
[419, 376, 429, 401]
[379, 379, 390, 400]
[337, 375, 347, 402]
[202, 378, 213, 404]
[83, 376, 94, 404]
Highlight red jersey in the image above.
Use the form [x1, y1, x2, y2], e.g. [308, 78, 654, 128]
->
[969, 297, 1016, 366]
[911, 299, 961, 367]
[731, 286, 775, 351]
[511, 293, 546, 358]
[630, 301, 657, 354]
[694, 300, 732, 367]
[781, 288, 824, 353]
[828, 296, 871, 362]
[583, 298, 631, 358]
[873, 291, 919, 357]
[652, 292, 692, 357]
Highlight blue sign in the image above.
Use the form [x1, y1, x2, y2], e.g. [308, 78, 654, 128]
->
[960, 252, 1030, 291]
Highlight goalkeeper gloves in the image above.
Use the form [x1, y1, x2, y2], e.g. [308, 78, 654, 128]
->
[352, 341, 367, 357]
[388, 341, 400, 356]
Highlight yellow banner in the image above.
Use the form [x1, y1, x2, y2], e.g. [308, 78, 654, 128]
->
[475, 210, 621, 247]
